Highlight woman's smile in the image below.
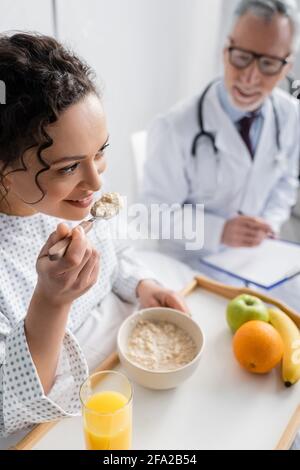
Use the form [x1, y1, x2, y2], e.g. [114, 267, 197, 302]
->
[64, 193, 94, 209]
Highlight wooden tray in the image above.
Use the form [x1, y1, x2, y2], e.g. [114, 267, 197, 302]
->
[10, 275, 300, 451]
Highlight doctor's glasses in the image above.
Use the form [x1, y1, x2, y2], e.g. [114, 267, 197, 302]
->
[227, 44, 291, 76]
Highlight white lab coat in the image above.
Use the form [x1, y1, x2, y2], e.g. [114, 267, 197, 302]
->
[142, 81, 300, 266]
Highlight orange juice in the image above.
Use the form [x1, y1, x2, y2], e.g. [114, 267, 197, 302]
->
[83, 391, 132, 450]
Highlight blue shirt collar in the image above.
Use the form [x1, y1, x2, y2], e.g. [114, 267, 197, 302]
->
[217, 79, 266, 123]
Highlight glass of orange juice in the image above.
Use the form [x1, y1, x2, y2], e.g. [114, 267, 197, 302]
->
[80, 370, 133, 450]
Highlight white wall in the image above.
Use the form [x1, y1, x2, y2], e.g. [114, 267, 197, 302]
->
[56, 0, 223, 202]
[0, 0, 53, 34]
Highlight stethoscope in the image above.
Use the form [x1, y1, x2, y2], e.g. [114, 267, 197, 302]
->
[191, 78, 282, 158]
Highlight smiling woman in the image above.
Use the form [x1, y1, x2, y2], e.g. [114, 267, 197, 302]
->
[2, 93, 109, 219]
[0, 32, 188, 439]
[0, 34, 109, 219]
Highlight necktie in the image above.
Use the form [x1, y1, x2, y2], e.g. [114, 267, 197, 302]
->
[238, 113, 259, 159]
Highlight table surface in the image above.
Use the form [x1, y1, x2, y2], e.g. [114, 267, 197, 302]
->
[1, 251, 299, 450]
[31, 287, 299, 450]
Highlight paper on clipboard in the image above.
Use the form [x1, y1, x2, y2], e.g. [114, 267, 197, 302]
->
[201, 239, 300, 289]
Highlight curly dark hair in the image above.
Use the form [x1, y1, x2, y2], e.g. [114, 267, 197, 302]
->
[0, 32, 99, 209]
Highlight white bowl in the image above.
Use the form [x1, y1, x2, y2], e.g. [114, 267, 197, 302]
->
[117, 307, 205, 390]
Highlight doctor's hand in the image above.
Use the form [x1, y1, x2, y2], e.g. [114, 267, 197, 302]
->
[136, 280, 190, 315]
[221, 215, 275, 248]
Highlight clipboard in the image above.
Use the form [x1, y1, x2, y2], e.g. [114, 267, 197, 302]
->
[201, 239, 300, 290]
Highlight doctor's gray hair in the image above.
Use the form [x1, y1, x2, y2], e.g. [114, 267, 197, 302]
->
[234, 0, 300, 52]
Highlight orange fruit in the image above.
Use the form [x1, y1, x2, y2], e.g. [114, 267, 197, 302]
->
[233, 320, 284, 374]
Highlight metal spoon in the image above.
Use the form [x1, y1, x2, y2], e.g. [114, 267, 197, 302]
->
[48, 193, 121, 261]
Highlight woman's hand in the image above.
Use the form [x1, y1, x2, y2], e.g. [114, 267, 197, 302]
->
[35, 222, 100, 308]
[25, 222, 100, 393]
[136, 280, 190, 314]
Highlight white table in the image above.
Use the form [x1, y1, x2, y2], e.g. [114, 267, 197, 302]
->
[1, 251, 299, 450]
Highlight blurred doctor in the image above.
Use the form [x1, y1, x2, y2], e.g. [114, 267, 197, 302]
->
[142, 0, 300, 268]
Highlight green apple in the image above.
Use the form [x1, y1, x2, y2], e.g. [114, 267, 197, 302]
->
[226, 295, 269, 333]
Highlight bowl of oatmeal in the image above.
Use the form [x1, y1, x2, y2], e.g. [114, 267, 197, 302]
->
[117, 308, 205, 390]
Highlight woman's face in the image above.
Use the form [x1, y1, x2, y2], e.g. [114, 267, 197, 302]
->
[2, 93, 108, 220]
